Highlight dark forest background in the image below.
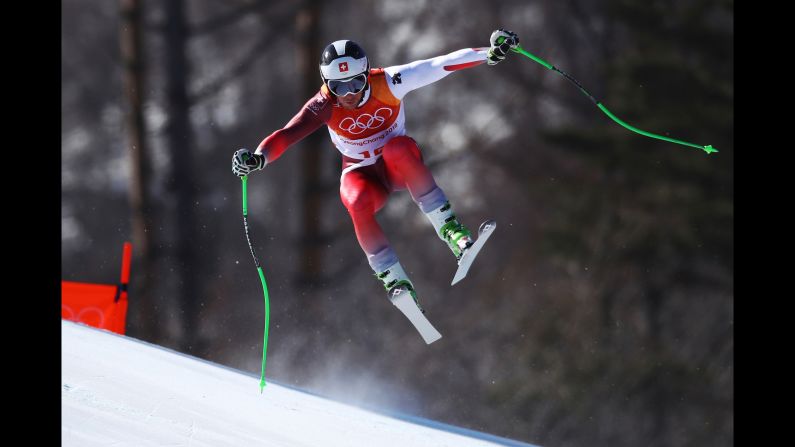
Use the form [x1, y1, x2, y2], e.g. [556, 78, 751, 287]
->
[61, 1, 733, 446]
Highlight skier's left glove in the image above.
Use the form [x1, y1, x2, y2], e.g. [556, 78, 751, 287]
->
[487, 29, 520, 66]
[232, 148, 267, 177]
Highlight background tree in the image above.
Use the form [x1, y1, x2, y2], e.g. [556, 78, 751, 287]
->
[119, 0, 158, 340]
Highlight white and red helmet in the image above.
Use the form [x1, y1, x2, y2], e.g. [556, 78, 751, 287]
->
[319, 40, 369, 82]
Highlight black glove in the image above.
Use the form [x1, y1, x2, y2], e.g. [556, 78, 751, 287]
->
[232, 148, 267, 177]
[487, 29, 520, 66]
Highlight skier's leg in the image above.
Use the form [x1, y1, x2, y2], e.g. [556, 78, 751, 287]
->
[340, 167, 423, 310]
[340, 169, 393, 270]
[380, 136, 436, 198]
[381, 136, 473, 260]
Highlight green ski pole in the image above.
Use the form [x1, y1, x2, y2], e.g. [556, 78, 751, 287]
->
[241, 175, 271, 392]
[510, 44, 717, 155]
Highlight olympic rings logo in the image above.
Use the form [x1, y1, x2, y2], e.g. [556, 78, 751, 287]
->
[339, 108, 394, 135]
[62, 304, 106, 328]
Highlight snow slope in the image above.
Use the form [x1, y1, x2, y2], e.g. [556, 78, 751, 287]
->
[62, 320, 538, 447]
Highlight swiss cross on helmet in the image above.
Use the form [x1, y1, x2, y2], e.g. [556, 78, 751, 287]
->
[319, 40, 370, 96]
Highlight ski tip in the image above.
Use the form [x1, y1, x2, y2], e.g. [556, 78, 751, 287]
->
[478, 219, 496, 234]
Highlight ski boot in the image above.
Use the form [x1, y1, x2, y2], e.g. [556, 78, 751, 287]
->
[426, 201, 474, 261]
[376, 261, 424, 313]
[440, 219, 474, 261]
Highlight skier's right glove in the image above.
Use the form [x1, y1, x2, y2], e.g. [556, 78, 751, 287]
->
[232, 148, 267, 177]
[487, 29, 520, 66]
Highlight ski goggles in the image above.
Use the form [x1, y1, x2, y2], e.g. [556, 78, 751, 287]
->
[326, 73, 368, 97]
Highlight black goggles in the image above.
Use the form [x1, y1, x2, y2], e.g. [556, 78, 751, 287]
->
[326, 73, 368, 97]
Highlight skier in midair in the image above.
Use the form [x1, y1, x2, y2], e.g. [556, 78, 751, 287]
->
[233, 29, 519, 311]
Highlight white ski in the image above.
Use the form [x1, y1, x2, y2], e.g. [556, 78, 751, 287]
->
[451, 220, 497, 286]
[389, 288, 442, 344]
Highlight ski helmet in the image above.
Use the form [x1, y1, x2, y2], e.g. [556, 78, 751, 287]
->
[319, 40, 370, 96]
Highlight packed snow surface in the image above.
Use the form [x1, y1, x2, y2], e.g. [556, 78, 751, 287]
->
[62, 320, 537, 446]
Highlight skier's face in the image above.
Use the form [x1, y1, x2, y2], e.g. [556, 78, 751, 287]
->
[337, 90, 364, 110]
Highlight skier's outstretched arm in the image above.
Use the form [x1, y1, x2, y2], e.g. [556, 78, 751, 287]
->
[232, 90, 332, 177]
[383, 29, 519, 100]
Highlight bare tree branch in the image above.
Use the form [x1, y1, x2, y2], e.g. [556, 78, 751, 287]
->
[188, 29, 274, 104]
[188, 4, 299, 104]
[189, 0, 270, 36]
[143, 1, 291, 37]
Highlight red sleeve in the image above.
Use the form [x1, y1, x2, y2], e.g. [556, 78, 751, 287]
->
[256, 87, 332, 163]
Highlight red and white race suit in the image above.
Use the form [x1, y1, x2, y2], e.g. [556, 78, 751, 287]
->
[255, 47, 489, 266]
